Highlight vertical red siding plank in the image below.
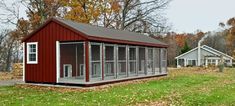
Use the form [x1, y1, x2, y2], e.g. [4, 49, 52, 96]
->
[47, 22, 51, 82]
[52, 23, 56, 82]
[34, 33, 38, 82]
[38, 29, 41, 82]
[43, 25, 46, 82]
[49, 23, 53, 82]
[39, 27, 43, 82]
[51, 23, 55, 82]
[40, 26, 43, 82]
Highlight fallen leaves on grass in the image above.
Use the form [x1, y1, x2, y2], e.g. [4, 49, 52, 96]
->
[0, 72, 14, 80]
[15, 84, 92, 93]
[134, 101, 168, 106]
[15, 76, 167, 93]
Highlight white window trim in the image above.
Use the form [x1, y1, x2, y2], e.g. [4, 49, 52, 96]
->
[23, 42, 25, 81]
[27, 42, 38, 64]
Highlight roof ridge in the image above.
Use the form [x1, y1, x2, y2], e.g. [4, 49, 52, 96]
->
[54, 17, 149, 37]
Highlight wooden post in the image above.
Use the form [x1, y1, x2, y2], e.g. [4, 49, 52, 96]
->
[85, 41, 90, 82]
[184, 59, 187, 67]
[102, 43, 104, 80]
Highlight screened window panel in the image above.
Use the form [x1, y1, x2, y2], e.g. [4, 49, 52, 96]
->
[138, 48, 145, 74]
[118, 47, 126, 60]
[76, 43, 85, 78]
[91, 45, 100, 61]
[129, 47, 137, 75]
[60, 43, 85, 80]
[105, 46, 115, 77]
[105, 62, 114, 76]
[154, 48, 160, 73]
[161, 48, 167, 73]
[118, 62, 126, 75]
[105, 46, 114, 60]
[118, 46, 127, 76]
[147, 48, 154, 74]
[129, 48, 136, 60]
[90, 44, 102, 79]
[91, 62, 101, 77]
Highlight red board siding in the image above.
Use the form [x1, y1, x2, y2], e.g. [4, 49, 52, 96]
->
[25, 21, 86, 83]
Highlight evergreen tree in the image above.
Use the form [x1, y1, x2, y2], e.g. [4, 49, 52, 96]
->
[181, 41, 191, 54]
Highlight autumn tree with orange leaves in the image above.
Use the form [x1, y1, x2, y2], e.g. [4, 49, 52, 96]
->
[220, 17, 235, 58]
[61, 0, 121, 26]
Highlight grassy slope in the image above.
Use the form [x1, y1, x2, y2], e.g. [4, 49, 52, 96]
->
[0, 68, 235, 106]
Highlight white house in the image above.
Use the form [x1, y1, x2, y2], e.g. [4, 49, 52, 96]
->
[175, 45, 233, 67]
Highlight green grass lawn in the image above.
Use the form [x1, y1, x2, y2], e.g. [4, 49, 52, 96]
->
[0, 68, 235, 106]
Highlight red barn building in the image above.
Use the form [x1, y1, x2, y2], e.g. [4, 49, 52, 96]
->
[22, 17, 168, 86]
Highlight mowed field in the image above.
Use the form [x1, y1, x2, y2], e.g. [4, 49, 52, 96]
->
[0, 68, 235, 106]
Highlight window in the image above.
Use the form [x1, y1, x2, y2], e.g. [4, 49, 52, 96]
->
[225, 60, 230, 63]
[27, 42, 38, 64]
[207, 59, 216, 65]
[188, 60, 196, 66]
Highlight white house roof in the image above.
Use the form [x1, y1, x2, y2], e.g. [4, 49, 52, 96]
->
[175, 45, 234, 59]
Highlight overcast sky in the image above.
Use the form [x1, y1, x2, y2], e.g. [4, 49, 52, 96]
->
[166, 0, 235, 33]
[1, 0, 235, 33]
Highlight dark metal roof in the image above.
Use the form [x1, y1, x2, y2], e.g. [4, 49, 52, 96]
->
[54, 18, 167, 46]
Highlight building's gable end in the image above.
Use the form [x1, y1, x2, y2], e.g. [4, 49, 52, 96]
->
[203, 45, 233, 59]
[22, 18, 89, 42]
[24, 20, 87, 83]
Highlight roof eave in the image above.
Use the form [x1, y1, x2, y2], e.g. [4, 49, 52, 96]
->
[87, 36, 168, 48]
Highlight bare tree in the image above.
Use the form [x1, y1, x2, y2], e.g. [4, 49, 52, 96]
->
[0, 30, 12, 71]
[0, 0, 27, 71]
[119, 0, 171, 34]
[0, 0, 20, 26]
[21, 0, 63, 30]
[100, 0, 171, 35]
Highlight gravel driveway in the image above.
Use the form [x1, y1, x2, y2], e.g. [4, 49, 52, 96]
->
[0, 79, 23, 86]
